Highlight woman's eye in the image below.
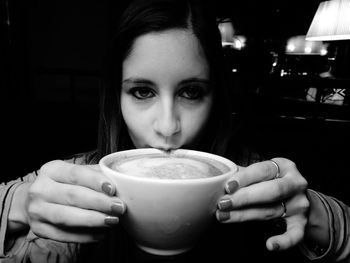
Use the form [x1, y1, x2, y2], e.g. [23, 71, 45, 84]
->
[130, 87, 155, 100]
[180, 86, 205, 100]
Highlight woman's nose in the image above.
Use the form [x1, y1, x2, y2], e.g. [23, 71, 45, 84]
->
[153, 101, 180, 137]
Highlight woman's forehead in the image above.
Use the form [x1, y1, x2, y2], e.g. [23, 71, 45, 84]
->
[122, 29, 209, 81]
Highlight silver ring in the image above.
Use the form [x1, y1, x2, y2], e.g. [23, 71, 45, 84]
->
[281, 202, 287, 218]
[270, 160, 280, 179]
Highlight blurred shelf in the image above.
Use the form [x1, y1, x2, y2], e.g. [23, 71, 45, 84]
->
[256, 74, 350, 122]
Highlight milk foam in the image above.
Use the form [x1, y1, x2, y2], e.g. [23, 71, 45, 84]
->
[111, 155, 224, 179]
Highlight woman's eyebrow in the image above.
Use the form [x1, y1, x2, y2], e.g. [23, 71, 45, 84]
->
[122, 77, 210, 86]
[179, 78, 210, 85]
[122, 78, 154, 85]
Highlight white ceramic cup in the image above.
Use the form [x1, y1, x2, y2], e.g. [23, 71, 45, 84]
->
[99, 148, 237, 256]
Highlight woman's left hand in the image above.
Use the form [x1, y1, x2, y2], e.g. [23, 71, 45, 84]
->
[216, 158, 309, 251]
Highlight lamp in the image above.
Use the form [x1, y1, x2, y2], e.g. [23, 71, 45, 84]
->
[305, 0, 350, 104]
[306, 0, 350, 41]
[218, 18, 235, 47]
[217, 18, 246, 50]
[306, 0, 350, 78]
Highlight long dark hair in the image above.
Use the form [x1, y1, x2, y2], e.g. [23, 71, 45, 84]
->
[89, 0, 233, 163]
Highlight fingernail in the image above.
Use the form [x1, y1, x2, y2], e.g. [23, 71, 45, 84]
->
[105, 216, 119, 225]
[102, 182, 114, 196]
[217, 211, 231, 222]
[272, 243, 280, 251]
[218, 198, 233, 211]
[226, 180, 238, 194]
[111, 202, 125, 216]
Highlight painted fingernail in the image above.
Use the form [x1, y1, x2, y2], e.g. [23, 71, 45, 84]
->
[217, 211, 231, 222]
[226, 180, 238, 194]
[105, 216, 119, 225]
[102, 182, 114, 196]
[272, 243, 280, 251]
[218, 198, 233, 211]
[111, 202, 125, 216]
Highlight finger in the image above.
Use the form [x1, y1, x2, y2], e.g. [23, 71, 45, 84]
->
[28, 202, 121, 228]
[39, 160, 116, 196]
[266, 214, 307, 251]
[280, 194, 309, 218]
[217, 192, 309, 220]
[31, 221, 107, 243]
[225, 158, 299, 195]
[220, 179, 286, 209]
[216, 203, 286, 223]
[33, 182, 126, 216]
[225, 160, 283, 194]
[220, 173, 308, 209]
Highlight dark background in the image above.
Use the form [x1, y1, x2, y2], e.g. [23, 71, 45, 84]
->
[1, 0, 350, 203]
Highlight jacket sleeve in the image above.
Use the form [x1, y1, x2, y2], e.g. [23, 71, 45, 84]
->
[300, 189, 350, 262]
[0, 170, 80, 263]
[0, 173, 36, 258]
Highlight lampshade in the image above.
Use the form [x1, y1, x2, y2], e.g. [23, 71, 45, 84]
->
[306, 0, 350, 41]
[218, 19, 235, 46]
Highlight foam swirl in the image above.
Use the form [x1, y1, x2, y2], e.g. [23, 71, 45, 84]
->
[112, 155, 223, 179]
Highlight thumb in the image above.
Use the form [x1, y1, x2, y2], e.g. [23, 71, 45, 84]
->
[266, 214, 307, 251]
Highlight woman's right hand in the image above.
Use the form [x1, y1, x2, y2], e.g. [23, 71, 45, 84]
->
[21, 160, 125, 243]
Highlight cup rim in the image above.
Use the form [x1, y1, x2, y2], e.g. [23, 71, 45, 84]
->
[99, 148, 237, 184]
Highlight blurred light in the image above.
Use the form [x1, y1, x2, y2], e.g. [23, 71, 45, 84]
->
[305, 46, 312, 53]
[218, 18, 246, 50]
[287, 44, 295, 52]
[234, 39, 243, 49]
[306, 0, 350, 41]
[233, 36, 246, 50]
[285, 35, 329, 55]
[320, 48, 328, 55]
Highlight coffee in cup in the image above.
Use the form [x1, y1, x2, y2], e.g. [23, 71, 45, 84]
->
[110, 153, 228, 179]
[99, 148, 237, 256]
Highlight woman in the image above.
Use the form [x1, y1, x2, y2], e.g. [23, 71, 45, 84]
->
[1, 0, 349, 262]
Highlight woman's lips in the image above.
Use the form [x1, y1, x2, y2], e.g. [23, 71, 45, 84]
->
[146, 145, 179, 152]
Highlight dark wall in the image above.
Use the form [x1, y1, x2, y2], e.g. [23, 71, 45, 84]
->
[215, 0, 322, 39]
[2, 0, 114, 178]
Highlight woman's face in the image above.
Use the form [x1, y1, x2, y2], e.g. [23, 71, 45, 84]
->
[121, 29, 213, 151]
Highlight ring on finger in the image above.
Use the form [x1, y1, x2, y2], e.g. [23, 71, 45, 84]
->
[270, 159, 280, 179]
[280, 202, 287, 218]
